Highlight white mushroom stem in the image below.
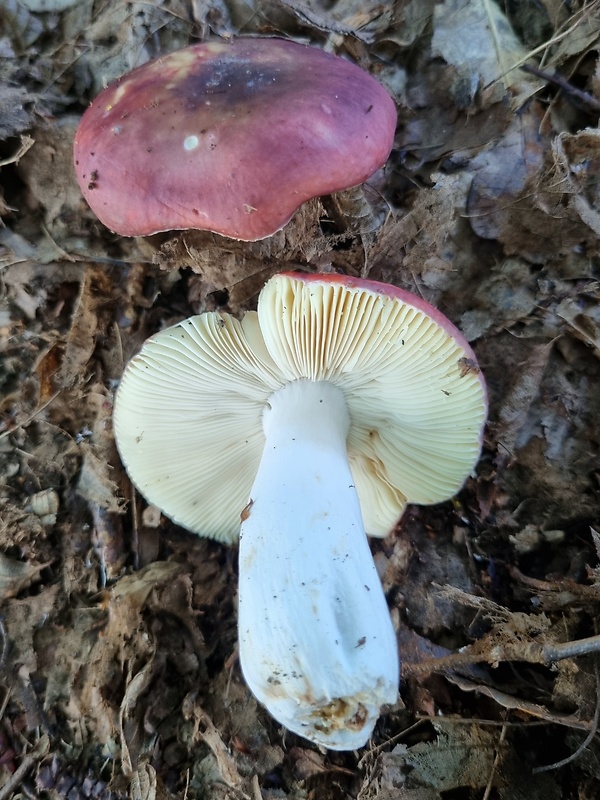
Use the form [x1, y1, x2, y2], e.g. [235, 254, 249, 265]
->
[238, 379, 399, 750]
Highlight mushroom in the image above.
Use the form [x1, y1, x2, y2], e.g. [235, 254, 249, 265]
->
[113, 272, 487, 749]
[73, 38, 396, 242]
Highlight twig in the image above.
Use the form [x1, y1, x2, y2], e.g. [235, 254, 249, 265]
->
[403, 632, 600, 676]
[521, 63, 600, 112]
[483, 4, 600, 91]
[41, 224, 78, 263]
[251, 775, 262, 800]
[483, 724, 507, 800]
[543, 634, 600, 662]
[0, 618, 9, 669]
[0, 687, 10, 721]
[358, 719, 426, 767]
[0, 136, 34, 168]
[0, 735, 49, 800]
[532, 657, 600, 773]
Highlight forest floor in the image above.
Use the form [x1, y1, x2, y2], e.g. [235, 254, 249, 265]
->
[1, 0, 600, 798]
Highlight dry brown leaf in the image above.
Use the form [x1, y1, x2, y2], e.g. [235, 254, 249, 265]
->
[553, 128, 600, 238]
[556, 295, 600, 357]
[368, 0, 435, 48]
[368, 170, 476, 304]
[449, 673, 593, 731]
[19, 0, 78, 9]
[109, 560, 184, 608]
[3, 585, 60, 674]
[459, 258, 538, 340]
[75, 381, 125, 518]
[120, 659, 160, 776]
[56, 268, 115, 388]
[77, 445, 122, 513]
[191, 706, 244, 789]
[154, 201, 327, 312]
[0, 0, 43, 49]
[467, 105, 548, 242]
[0, 553, 48, 600]
[402, 725, 497, 791]
[0, 503, 51, 553]
[483, 130, 600, 264]
[288, 746, 327, 780]
[432, 0, 541, 107]
[16, 120, 83, 237]
[79, 1, 194, 95]
[399, 69, 513, 164]
[129, 764, 176, 800]
[55, 562, 185, 749]
[0, 135, 34, 168]
[275, 0, 371, 38]
[544, 5, 600, 67]
[494, 339, 554, 455]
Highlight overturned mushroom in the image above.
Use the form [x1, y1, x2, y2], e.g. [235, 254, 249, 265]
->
[113, 272, 487, 749]
[73, 38, 396, 241]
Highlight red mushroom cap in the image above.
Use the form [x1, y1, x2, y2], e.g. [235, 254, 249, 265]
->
[73, 38, 397, 241]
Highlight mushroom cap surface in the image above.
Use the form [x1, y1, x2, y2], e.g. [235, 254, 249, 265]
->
[113, 273, 487, 542]
[73, 38, 396, 241]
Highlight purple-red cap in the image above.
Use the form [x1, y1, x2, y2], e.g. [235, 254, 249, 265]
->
[73, 38, 397, 241]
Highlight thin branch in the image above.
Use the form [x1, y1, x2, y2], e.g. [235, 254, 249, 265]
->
[483, 723, 507, 800]
[0, 736, 49, 800]
[0, 391, 62, 442]
[544, 634, 600, 662]
[521, 63, 600, 112]
[403, 632, 600, 677]
[532, 657, 600, 773]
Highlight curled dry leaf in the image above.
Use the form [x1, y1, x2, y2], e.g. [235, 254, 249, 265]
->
[120, 659, 160, 776]
[26, 487, 59, 525]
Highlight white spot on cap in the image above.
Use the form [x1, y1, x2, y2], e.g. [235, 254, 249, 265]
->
[113, 84, 127, 104]
[184, 135, 199, 151]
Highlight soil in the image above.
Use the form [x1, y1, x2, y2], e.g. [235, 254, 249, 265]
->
[1, 1, 600, 798]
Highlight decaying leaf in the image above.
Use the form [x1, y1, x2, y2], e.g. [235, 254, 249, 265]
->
[120, 659, 161, 776]
[19, 0, 79, 9]
[193, 709, 244, 789]
[129, 764, 176, 800]
[16, 120, 83, 237]
[449, 673, 594, 733]
[494, 339, 554, 455]
[362, 722, 561, 798]
[3, 585, 60, 674]
[432, 0, 542, 107]
[553, 128, 600, 238]
[0, 0, 44, 49]
[0, 552, 48, 599]
[77, 444, 122, 513]
[467, 105, 548, 243]
[556, 294, 600, 357]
